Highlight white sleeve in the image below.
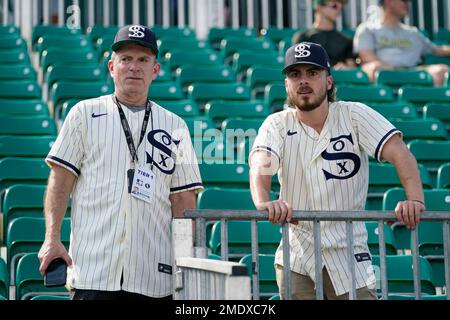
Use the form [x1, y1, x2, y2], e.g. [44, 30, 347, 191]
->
[46, 101, 86, 176]
[249, 115, 285, 171]
[350, 103, 402, 162]
[170, 120, 203, 194]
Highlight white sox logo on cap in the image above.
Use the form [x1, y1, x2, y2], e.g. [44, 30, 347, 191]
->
[295, 43, 311, 58]
[128, 25, 145, 38]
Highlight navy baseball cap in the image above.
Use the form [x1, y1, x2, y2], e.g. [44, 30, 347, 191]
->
[282, 42, 331, 74]
[112, 25, 159, 56]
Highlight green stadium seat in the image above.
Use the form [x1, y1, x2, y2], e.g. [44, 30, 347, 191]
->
[59, 99, 81, 122]
[0, 50, 30, 65]
[365, 221, 398, 255]
[390, 119, 448, 142]
[40, 48, 97, 75]
[371, 255, 436, 295]
[232, 52, 284, 75]
[0, 158, 50, 211]
[162, 100, 200, 117]
[264, 83, 288, 112]
[199, 163, 249, 189]
[383, 188, 450, 255]
[437, 164, 450, 189]
[434, 28, 450, 43]
[260, 27, 297, 46]
[36, 35, 92, 57]
[221, 117, 263, 132]
[176, 65, 236, 89]
[86, 25, 119, 46]
[205, 100, 269, 124]
[336, 85, 394, 103]
[369, 102, 418, 119]
[148, 82, 184, 101]
[7, 217, 71, 283]
[197, 187, 278, 210]
[220, 37, 276, 60]
[239, 254, 277, 298]
[46, 65, 106, 90]
[210, 221, 280, 262]
[387, 293, 447, 300]
[50, 81, 112, 114]
[0, 258, 8, 299]
[0, 37, 20, 49]
[152, 26, 196, 40]
[423, 103, 450, 131]
[1, 184, 72, 240]
[0, 116, 56, 136]
[407, 140, 450, 186]
[0, 25, 19, 36]
[423, 54, 450, 66]
[31, 24, 82, 48]
[398, 86, 450, 107]
[0, 136, 55, 159]
[208, 27, 257, 50]
[367, 162, 432, 210]
[164, 50, 224, 71]
[0, 81, 41, 99]
[15, 252, 70, 300]
[246, 66, 284, 99]
[341, 28, 356, 38]
[331, 69, 370, 86]
[157, 38, 210, 57]
[95, 34, 115, 57]
[188, 83, 251, 106]
[0, 65, 36, 81]
[0, 99, 49, 117]
[376, 70, 433, 90]
[184, 116, 216, 138]
[154, 63, 171, 82]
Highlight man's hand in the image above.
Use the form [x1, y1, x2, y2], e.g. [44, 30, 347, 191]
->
[394, 200, 425, 229]
[256, 200, 297, 225]
[38, 239, 72, 276]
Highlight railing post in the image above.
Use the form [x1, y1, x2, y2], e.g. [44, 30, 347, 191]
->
[346, 221, 356, 300]
[378, 220, 388, 300]
[251, 219, 260, 300]
[411, 227, 421, 300]
[313, 219, 323, 300]
[443, 220, 450, 300]
[220, 218, 229, 261]
[282, 223, 291, 300]
[195, 217, 207, 258]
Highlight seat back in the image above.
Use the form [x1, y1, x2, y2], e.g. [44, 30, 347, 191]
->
[0, 136, 55, 159]
[16, 252, 69, 300]
[437, 163, 450, 189]
[365, 222, 398, 255]
[239, 254, 277, 298]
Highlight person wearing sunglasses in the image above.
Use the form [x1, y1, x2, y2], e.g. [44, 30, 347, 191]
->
[354, 0, 450, 86]
[292, 0, 356, 70]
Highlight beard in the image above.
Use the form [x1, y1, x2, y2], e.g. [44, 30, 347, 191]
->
[287, 86, 328, 112]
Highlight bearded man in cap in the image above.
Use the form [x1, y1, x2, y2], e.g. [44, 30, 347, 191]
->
[38, 25, 203, 300]
[249, 42, 425, 299]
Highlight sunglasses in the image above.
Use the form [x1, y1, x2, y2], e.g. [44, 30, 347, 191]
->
[325, 2, 340, 9]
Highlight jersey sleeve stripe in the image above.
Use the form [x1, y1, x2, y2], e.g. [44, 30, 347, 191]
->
[170, 182, 203, 193]
[250, 146, 281, 161]
[374, 128, 401, 162]
[46, 155, 81, 176]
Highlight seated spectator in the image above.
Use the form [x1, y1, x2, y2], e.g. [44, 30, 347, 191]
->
[292, 0, 356, 70]
[354, 0, 450, 86]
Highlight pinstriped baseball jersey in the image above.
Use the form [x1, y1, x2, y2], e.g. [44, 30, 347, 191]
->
[250, 101, 401, 296]
[46, 94, 203, 297]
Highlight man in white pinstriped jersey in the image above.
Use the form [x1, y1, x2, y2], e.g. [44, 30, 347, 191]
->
[38, 25, 203, 300]
[249, 42, 425, 299]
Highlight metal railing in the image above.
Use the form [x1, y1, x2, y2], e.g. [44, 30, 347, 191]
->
[178, 210, 450, 300]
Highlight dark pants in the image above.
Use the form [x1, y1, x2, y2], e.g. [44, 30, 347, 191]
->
[71, 289, 172, 300]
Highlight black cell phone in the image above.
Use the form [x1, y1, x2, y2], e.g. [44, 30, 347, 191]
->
[44, 258, 67, 287]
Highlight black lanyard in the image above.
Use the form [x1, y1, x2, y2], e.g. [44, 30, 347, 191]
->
[113, 95, 152, 164]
